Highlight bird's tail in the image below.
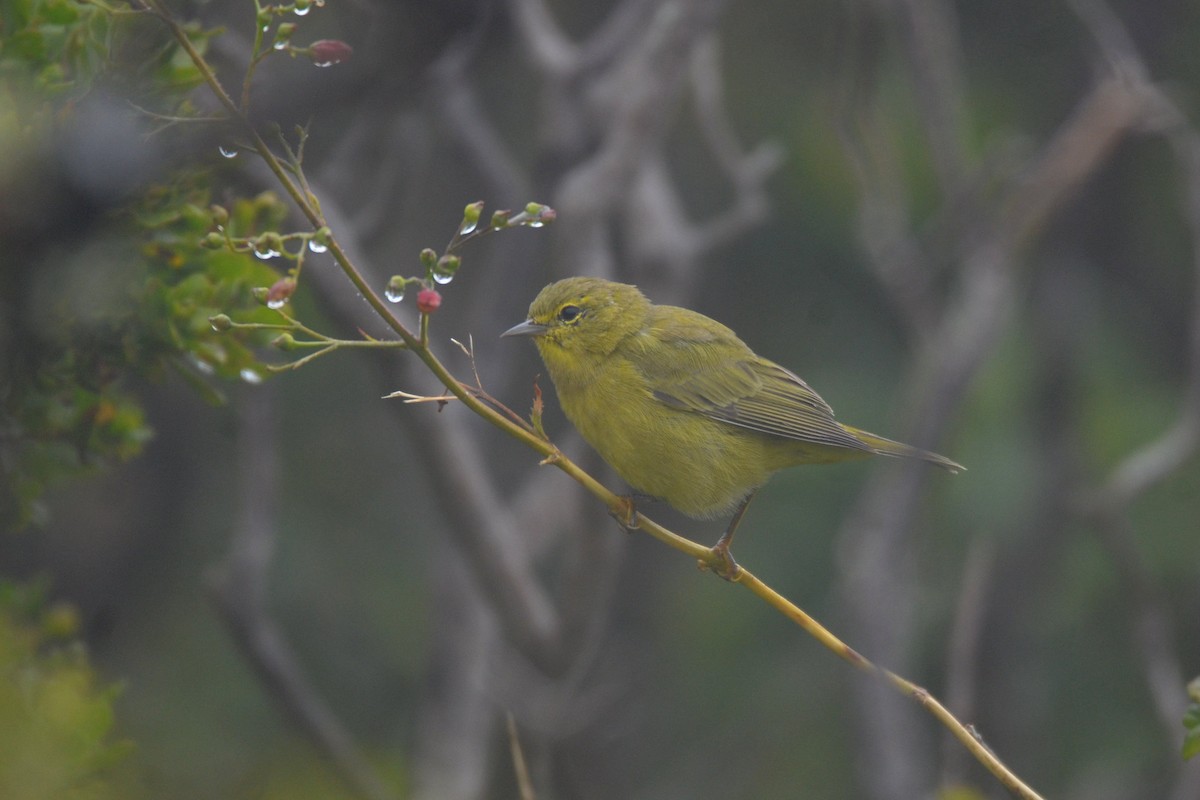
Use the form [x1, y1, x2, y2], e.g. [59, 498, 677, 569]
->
[843, 426, 965, 474]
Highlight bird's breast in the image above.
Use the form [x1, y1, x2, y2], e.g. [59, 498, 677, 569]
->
[548, 355, 775, 518]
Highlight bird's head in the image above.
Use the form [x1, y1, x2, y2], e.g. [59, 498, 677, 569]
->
[503, 277, 649, 357]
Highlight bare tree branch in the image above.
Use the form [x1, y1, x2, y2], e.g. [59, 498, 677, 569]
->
[1054, 9, 1200, 799]
[208, 385, 396, 800]
[835, 6, 1152, 797]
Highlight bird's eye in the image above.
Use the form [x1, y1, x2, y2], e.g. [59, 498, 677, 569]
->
[558, 304, 582, 323]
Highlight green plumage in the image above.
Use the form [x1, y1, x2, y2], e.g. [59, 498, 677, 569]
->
[504, 277, 962, 519]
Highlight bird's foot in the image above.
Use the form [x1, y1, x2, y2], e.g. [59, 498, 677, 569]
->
[610, 496, 640, 534]
[699, 541, 742, 582]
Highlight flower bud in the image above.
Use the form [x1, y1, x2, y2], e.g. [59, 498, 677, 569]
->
[209, 204, 229, 225]
[419, 248, 438, 271]
[272, 333, 298, 350]
[416, 287, 442, 314]
[209, 314, 233, 332]
[385, 275, 407, 303]
[265, 276, 297, 309]
[459, 200, 484, 234]
[433, 254, 460, 285]
[201, 231, 226, 249]
[490, 209, 511, 229]
[309, 39, 353, 67]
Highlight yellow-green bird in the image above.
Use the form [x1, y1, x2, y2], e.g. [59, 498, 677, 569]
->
[503, 277, 962, 575]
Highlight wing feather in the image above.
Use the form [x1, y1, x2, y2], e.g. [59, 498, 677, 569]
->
[633, 306, 870, 453]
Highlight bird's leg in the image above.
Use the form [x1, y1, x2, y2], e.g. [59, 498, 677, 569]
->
[704, 491, 756, 581]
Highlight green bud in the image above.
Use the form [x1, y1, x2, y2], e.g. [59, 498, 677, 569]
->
[210, 204, 229, 225]
[385, 275, 407, 303]
[252, 286, 270, 304]
[419, 248, 438, 271]
[490, 209, 511, 229]
[275, 22, 297, 41]
[209, 314, 233, 332]
[433, 254, 460, 285]
[272, 333, 298, 350]
[253, 232, 284, 259]
[461, 201, 484, 232]
[201, 231, 226, 249]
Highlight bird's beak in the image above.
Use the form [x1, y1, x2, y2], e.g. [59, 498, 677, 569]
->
[502, 319, 548, 338]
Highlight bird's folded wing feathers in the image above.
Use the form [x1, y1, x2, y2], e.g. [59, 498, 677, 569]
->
[634, 308, 870, 451]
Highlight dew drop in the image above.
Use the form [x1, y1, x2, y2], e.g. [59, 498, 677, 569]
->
[273, 40, 288, 50]
[307, 239, 328, 254]
[254, 247, 280, 260]
[526, 220, 544, 228]
[240, 368, 264, 384]
[385, 276, 407, 303]
[432, 270, 454, 286]
[266, 297, 287, 310]
[293, 5, 311, 15]
[189, 355, 215, 375]
[458, 220, 478, 236]
[313, 60, 334, 68]
[218, 144, 239, 159]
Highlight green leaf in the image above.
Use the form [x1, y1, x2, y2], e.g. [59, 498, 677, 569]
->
[1184, 730, 1200, 761]
[1184, 683, 1200, 761]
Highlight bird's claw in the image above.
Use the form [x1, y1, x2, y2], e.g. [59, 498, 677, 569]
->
[699, 542, 742, 582]
[610, 496, 640, 533]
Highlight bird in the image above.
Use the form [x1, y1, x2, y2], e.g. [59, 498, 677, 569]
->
[503, 276, 962, 577]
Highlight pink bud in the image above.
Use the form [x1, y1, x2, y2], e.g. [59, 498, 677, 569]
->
[416, 287, 442, 314]
[309, 39, 353, 67]
[265, 276, 296, 309]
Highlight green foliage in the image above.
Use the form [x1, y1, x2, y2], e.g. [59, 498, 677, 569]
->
[0, 580, 138, 800]
[1184, 677, 1200, 761]
[0, 0, 115, 99]
[1, 176, 283, 529]
[0, 2, 285, 529]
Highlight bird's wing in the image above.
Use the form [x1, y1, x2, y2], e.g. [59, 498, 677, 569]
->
[633, 307, 869, 451]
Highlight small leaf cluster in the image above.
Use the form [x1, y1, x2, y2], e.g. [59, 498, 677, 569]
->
[0, 0, 117, 100]
[2, 175, 284, 529]
[0, 580, 138, 800]
[134, 179, 291, 386]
